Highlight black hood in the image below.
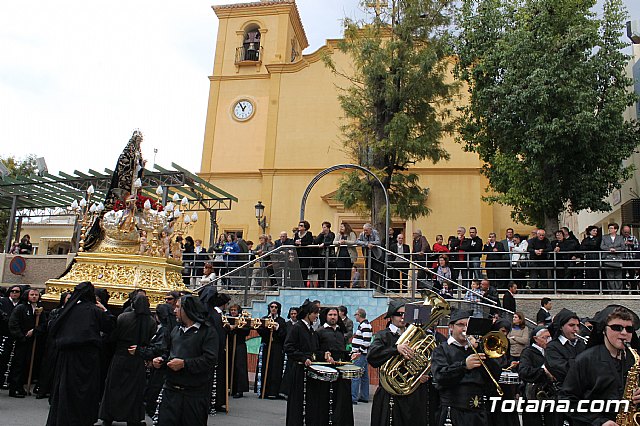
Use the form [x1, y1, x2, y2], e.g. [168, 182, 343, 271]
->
[155, 303, 174, 328]
[180, 294, 208, 324]
[50, 281, 96, 337]
[549, 308, 579, 338]
[132, 294, 152, 316]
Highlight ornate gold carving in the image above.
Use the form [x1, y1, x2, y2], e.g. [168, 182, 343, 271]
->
[44, 252, 189, 307]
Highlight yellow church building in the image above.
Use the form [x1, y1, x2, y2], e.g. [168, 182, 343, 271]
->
[196, 0, 520, 244]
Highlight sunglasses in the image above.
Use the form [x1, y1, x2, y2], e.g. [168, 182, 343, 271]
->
[165, 297, 174, 301]
[10, 290, 20, 293]
[392, 312, 405, 317]
[608, 324, 635, 333]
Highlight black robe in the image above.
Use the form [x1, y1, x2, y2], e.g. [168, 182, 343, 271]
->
[228, 324, 250, 394]
[431, 338, 502, 426]
[544, 338, 586, 387]
[284, 320, 324, 426]
[46, 301, 115, 426]
[255, 315, 286, 397]
[0, 297, 18, 387]
[99, 310, 156, 423]
[210, 308, 227, 411]
[279, 319, 297, 396]
[368, 327, 429, 426]
[560, 345, 635, 426]
[519, 345, 555, 426]
[316, 325, 354, 426]
[8, 303, 46, 392]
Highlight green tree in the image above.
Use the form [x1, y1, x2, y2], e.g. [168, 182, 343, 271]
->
[325, 0, 459, 233]
[1, 155, 38, 249]
[455, 0, 640, 230]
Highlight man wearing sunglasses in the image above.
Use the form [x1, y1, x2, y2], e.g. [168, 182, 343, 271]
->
[561, 305, 640, 426]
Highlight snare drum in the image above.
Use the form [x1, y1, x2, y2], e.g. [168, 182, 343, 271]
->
[307, 365, 339, 382]
[336, 364, 364, 380]
[499, 371, 521, 385]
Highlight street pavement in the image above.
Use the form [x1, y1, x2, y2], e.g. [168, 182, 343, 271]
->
[0, 388, 374, 425]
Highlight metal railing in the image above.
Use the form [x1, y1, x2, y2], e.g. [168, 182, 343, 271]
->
[235, 45, 263, 64]
[182, 245, 640, 300]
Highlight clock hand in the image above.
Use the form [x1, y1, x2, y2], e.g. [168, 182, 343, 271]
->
[240, 104, 246, 112]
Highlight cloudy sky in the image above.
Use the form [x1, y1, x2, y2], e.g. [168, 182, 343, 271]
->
[1, 0, 639, 175]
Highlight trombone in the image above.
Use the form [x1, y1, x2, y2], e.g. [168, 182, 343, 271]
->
[463, 330, 509, 397]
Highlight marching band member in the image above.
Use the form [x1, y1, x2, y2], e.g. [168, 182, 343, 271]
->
[284, 299, 324, 426]
[544, 308, 585, 426]
[368, 300, 429, 426]
[256, 301, 286, 399]
[518, 326, 555, 426]
[431, 310, 502, 426]
[544, 308, 585, 391]
[316, 307, 354, 426]
[227, 304, 249, 399]
[560, 305, 640, 426]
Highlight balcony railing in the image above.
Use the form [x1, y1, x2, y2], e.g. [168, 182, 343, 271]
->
[235, 46, 263, 65]
[181, 245, 640, 305]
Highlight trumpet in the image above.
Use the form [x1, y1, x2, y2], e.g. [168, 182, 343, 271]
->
[575, 333, 589, 344]
[464, 331, 509, 397]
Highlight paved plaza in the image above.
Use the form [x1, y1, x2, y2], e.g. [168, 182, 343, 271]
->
[0, 387, 374, 426]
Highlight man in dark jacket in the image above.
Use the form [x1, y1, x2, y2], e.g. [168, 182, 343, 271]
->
[8, 288, 45, 398]
[536, 297, 553, 326]
[551, 230, 580, 290]
[411, 230, 431, 286]
[480, 279, 501, 317]
[153, 295, 218, 426]
[527, 229, 553, 289]
[482, 233, 506, 287]
[389, 233, 411, 291]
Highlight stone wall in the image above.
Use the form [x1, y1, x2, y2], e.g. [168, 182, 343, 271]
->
[0, 253, 74, 289]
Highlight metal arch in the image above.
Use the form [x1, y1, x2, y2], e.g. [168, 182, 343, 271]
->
[299, 164, 390, 248]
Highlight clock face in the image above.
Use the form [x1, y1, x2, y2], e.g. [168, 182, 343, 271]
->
[233, 100, 254, 121]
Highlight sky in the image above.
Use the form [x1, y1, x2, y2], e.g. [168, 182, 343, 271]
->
[1, 0, 639, 176]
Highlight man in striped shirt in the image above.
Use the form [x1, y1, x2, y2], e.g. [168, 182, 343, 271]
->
[350, 308, 372, 404]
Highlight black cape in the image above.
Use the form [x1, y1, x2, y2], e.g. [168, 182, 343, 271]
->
[99, 297, 156, 423]
[46, 289, 115, 426]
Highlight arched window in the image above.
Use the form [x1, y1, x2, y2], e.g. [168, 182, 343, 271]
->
[242, 27, 261, 61]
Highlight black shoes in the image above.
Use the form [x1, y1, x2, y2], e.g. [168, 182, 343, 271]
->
[233, 392, 243, 399]
[9, 389, 26, 398]
[358, 398, 369, 403]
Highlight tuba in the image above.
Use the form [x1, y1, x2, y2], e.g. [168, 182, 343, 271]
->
[379, 290, 451, 396]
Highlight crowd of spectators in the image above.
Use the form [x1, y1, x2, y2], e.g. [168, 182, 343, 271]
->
[142, 221, 640, 293]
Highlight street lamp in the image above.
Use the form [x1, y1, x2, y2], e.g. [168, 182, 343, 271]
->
[254, 201, 267, 233]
